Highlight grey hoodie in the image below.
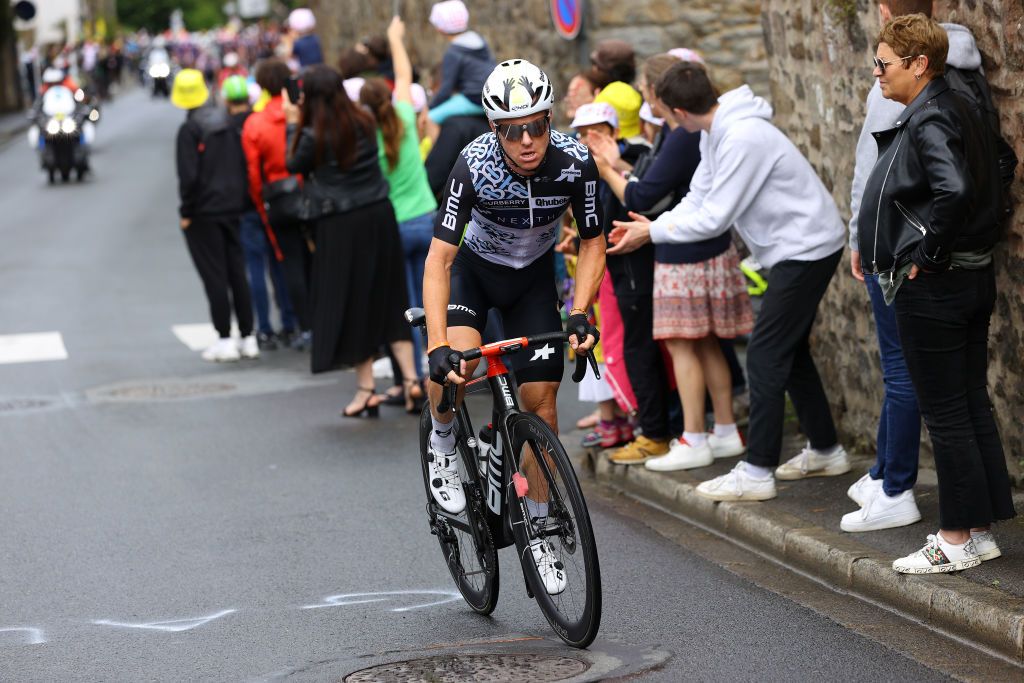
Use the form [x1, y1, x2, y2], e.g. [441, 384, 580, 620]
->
[848, 23, 982, 249]
[428, 31, 496, 109]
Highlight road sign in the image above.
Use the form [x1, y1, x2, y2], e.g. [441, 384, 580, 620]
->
[550, 0, 583, 40]
[13, 1, 36, 21]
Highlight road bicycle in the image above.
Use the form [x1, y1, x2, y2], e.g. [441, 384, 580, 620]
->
[406, 307, 602, 648]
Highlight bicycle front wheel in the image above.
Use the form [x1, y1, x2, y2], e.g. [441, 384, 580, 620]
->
[507, 413, 601, 648]
[419, 404, 499, 615]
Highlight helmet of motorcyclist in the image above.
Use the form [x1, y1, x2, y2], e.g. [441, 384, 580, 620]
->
[221, 75, 249, 103]
[223, 52, 239, 68]
[481, 59, 554, 122]
[171, 69, 210, 110]
[42, 68, 65, 85]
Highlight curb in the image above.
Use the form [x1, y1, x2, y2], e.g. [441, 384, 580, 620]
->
[587, 450, 1024, 664]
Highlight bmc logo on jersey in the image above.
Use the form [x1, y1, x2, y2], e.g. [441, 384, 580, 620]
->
[556, 164, 582, 183]
[441, 179, 464, 231]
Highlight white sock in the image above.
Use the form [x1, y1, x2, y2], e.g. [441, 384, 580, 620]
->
[683, 431, 708, 447]
[525, 498, 549, 520]
[713, 423, 738, 438]
[741, 461, 773, 479]
[430, 416, 456, 454]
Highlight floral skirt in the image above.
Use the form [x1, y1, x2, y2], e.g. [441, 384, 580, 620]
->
[653, 244, 754, 340]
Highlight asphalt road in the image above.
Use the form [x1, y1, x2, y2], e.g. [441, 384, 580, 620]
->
[0, 89, 957, 682]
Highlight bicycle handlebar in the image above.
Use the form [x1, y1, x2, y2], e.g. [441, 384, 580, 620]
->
[436, 331, 600, 414]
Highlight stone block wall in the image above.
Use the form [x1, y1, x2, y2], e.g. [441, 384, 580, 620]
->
[307, 0, 768, 120]
[761, 0, 1024, 481]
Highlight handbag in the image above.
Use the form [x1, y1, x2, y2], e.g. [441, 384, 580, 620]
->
[262, 174, 308, 228]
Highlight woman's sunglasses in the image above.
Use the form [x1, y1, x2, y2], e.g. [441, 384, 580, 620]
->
[497, 115, 551, 142]
[872, 55, 917, 73]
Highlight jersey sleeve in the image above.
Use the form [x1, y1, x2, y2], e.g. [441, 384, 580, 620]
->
[571, 155, 603, 240]
[433, 154, 477, 245]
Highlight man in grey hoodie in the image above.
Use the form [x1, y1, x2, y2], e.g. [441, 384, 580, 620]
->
[842, 1, 987, 534]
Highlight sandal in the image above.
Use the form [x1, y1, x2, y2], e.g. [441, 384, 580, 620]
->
[404, 378, 425, 414]
[341, 386, 381, 419]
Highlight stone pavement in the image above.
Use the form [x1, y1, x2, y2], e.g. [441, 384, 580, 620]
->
[582, 426, 1024, 663]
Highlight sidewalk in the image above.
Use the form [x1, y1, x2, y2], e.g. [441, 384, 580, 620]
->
[0, 109, 32, 146]
[582, 428, 1024, 663]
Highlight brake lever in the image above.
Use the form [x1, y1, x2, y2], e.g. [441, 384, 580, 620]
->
[437, 382, 456, 414]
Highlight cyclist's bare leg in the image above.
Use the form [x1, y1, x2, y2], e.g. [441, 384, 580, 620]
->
[519, 381, 560, 507]
[428, 325, 482, 423]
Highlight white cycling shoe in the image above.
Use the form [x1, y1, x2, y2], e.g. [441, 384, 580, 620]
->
[427, 446, 466, 515]
[529, 539, 567, 595]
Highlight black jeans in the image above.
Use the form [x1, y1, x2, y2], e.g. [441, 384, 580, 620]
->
[275, 224, 313, 332]
[894, 266, 1015, 529]
[745, 250, 841, 468]
[184, 217, 253, 338]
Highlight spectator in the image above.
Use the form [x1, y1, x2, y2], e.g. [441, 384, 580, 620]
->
[588, 39, 636, 90]
[284, 65, 418, 417]
[857, 14, 1014, 573]
[172, 69, 258, 363]
[594, 81, 645, 145]
[425, 1, 496, 137]
[241, 58, 313, 350]
[638, 102, 662, 144]
[561, 71, 601, 125]
[610, 62, 848, 500]
[287, 8, 323, 68]
[225, 75, 297, 351]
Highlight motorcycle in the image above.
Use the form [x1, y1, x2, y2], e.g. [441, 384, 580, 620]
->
[27, 85, 93, 183]
[148, 48, 173, 98]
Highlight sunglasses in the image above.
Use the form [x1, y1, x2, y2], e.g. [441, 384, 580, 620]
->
[872, 54, 917, 73]
[497, 114, 551, 142]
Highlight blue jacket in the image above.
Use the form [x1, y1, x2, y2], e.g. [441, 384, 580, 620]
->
[429, 31, 496, 108]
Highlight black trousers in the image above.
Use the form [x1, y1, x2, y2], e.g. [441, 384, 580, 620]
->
[745, 250, 841, 467]
[184, 217, 253, 338]
[275, 224, 312, 332]
[894, 266, 1015, 529]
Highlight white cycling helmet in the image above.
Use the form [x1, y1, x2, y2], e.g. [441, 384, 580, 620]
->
[481, 59, 554, 121]
[42, 68, 64, 84]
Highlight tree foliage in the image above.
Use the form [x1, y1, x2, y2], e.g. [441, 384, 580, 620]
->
[118, 0, 226, 33]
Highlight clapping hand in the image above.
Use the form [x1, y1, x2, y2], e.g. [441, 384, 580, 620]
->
[608, 211, 653, 255]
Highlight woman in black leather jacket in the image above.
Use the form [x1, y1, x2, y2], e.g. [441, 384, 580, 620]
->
[285, 65, 419, 418]
[858, 14, 1014, 574]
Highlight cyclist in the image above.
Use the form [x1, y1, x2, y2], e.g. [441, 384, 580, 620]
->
[422, 59, 606, 594]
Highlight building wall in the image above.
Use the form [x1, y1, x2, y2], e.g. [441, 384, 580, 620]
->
[761, 0, 1024, 481]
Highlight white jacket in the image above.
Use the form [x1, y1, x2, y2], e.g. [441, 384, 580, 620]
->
[649, 86, 846, 268]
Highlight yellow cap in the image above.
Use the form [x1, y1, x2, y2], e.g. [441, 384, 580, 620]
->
[594, 81, 643, 139]
[171, 69, 210, 110]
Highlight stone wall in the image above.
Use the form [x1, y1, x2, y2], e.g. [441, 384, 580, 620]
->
[761, 0, 1024, 481]
[307, 0, 768, 121]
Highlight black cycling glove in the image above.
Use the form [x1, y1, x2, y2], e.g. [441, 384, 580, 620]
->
[428, 345, 462, 385]
[566, 312, 600, 352]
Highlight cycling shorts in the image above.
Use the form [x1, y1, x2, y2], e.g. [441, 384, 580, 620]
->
[447, 247, 564, 384]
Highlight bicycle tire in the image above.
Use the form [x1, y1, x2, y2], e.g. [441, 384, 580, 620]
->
[418, 404, 500, 615]
[507, 413, 602, 648]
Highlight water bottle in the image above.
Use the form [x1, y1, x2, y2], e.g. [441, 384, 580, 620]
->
[477, 424, 493, 479]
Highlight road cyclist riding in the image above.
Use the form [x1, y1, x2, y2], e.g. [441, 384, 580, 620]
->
[415, 59, 607, 647]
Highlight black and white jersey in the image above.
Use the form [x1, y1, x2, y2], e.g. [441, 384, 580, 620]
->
[433, 129, 603, 269]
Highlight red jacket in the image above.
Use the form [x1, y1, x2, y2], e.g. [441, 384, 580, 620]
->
[241, 96, 292, 259]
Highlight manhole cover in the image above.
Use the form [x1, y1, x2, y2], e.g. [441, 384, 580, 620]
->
[344, 654, 589, 683]
[0, 397, 55, 414]
[98, 382, 236, 401]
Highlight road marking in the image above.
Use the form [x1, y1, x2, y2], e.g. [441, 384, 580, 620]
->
[171, 323, 239, 351]
[0, 627, 46, 645]
[302, 590, 462, 612]
[0, 332, 67, 365]
[92, 609, 236, 632]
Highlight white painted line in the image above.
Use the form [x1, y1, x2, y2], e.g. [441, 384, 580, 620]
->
[0, 332, 68, 365]
[302, 590, 462, 612]
[0, 627, 46, 645]
[92, 609, 236, 633]
[171, 323, 240, 352]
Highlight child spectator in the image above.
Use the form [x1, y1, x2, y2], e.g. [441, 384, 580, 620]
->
[425, 1, 496, 137]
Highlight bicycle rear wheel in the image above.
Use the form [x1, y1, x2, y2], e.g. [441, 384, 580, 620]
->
[419, 404, 499, 615]
[507, 413, 601, 648]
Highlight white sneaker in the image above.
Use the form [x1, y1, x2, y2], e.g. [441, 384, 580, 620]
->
[774, 444, 851, 480]
[528, 539, 567, 595]
[893, 533, 981, 574]
[695, 462, 777, 502]
[201, 338, 241, 362]
[708, 431, 746, 459]
[971, 531, 1002, 562]
[238, 335, 260, 359]
[646, 438, 713, 471]
[847, 472, 884, 507]
[427, 446, 466, 515]
[840, 489, 922, 532]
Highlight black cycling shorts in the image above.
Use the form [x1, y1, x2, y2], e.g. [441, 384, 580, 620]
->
[448, 247, 564, 384]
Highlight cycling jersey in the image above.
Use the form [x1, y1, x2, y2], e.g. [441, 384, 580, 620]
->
[433, 129, 603, 268]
